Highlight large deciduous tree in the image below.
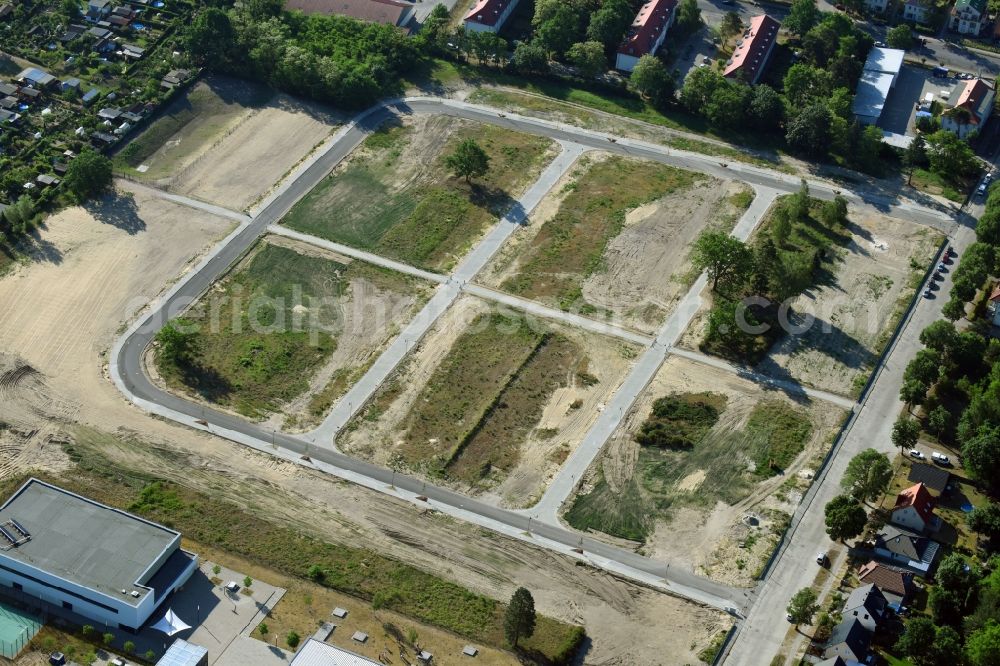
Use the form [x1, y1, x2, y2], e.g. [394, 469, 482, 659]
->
[786, 587, 818, 629]
[445, 139, 490, 183]
[63, 149, 113, 201]
[824, 495, 866, 542]
[841, 449, 893, 503]
[691, 231, 753, 294]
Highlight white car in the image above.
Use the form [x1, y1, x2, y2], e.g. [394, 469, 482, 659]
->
[909, 449, 926, 460]
[931, 451, 951, 465]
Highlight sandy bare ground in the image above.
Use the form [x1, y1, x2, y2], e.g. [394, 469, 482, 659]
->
[339, 295, 640, 508]
[0, 186, 726, 665]
[478, 152, 750, 333]
[138, 78, 340, 212]
[573, 355, 846, 588]
[755, 212, 941, 396]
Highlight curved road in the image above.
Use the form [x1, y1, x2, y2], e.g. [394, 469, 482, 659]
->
[111, 97, 953, 616]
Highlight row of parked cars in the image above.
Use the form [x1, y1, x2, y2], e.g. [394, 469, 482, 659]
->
[908, 449, 951, 465]
[923, 245, 957, 299]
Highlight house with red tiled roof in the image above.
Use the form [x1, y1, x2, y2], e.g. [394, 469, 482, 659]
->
[464, 0, 521, 33]
[891, 482, 939, 534]
[615, 0, 677, 72]
[987, 284, 1000, 324]
[723, 15, 781, 85]
[942, 78, 995, 139]
[858, 560, 913, 605]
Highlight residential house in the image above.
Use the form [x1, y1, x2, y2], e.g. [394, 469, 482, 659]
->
[951, 0, 987, 35]
[891, 482, 940, 533]
[35, 174, 60, 187]
[908, 462, 950, 495]
[903, 0, 934, 24]
[842, 584, 888, 632]
[87, 0, 112, 19]
[823, 617, 871, 663]
[121, 44, 145, 59]
[90, 130, 116, 145]
[615, 0, 677, 73]
[463, 0, 521, 33]
[61, 78, 81, 93]
[0, 97, 17, 110]
[942, 78, 995, 138]
[108, 14, 131, 27]
[17, 67, 56, 89]
[864, 0, 889, 12]
[988, 285, 1000, 325]
[0, 83, 18, 97]
[59, 24, 87, 42]
[285, 0, 415, 28]
[81, 88, 100, 105]
[88, 26, 113, 40]
[873, 524, 941, 574]
[0, 109, 18, 124]
[0, 3, 13, 20]
[160, 69, 190, 90]
[113, 5, 136, 19]
[858, 560, 914, 606]
[723, 14, 781, 84]
[18, 88, 41, 102]
[98, 107, 122, 121]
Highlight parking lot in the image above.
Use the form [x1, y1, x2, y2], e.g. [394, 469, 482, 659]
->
[877, 65, 961, 136]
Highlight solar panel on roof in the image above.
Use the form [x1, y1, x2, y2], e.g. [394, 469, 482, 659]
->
[0, 526, 16, 546]
[10, 519, 29, 538]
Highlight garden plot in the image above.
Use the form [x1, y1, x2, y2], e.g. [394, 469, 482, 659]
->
[116, 76, 340, 210]
[341, 295, 640, 508]
[151, 236, 431, 426]
[477, 152, 752, 334]
[281, 115, 557, 272]
[564, 355, 845, 587]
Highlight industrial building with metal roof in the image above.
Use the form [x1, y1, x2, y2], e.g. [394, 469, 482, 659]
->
[0, 479, 198, 631]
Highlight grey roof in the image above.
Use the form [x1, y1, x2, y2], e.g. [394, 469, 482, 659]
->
[817, 658, 848, 666]
[908, 463, 950, 493]
[825, 617, 871, 659]
[0, 83, 16, 96]
[844, 583, 887, 619]
[877, 524, 940, 564]
[0, 479, 180, 605]
[156, 639, 207, 666]
[291, 638, 380, 666]
[17, 67, 55, 86]
[864, 47, 904, 75]
[853, 70, 895, 120]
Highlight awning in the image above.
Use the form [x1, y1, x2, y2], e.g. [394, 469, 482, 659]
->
[151, 609, 191, 636]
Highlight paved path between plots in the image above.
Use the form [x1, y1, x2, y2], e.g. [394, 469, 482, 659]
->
[304, 140, 588, 444]
[124, 180, 253, 224]
[111, 96, 955, 616]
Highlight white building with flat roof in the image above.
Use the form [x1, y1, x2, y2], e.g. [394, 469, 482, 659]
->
[853, 47, 905, 125]
[0, 479, 198, 632]
[290, 639, 380, 666]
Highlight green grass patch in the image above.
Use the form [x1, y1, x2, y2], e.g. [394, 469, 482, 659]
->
[282, 120, 553, 271]
[501, 156, 701, 310]
[566, 396, 813, 541]
[397, 314, 585, 485]
[21, 432, 584, 663]
[911, 169, 964, 202]
[156, 243, 347, 419]
[634, 392, 725, 449]
[744, 401, 813, 477]
[697, 630, 731, 664]
[446, 333, 585, 485]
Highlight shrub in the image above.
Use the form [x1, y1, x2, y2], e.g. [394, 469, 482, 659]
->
[286, 631, 300, 648]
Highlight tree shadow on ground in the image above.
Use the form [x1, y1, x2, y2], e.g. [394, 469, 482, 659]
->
[85, 189, 145, 234]
[19, 223, 63, 265]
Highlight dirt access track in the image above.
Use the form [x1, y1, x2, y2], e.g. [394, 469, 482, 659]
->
[0, 185, 728, 665]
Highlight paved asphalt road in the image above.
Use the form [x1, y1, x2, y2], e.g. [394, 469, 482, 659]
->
[111, 97, 953, 618]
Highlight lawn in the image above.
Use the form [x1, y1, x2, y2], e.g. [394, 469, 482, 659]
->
[13, 433, 585, 664]
[113, 79, 273, 178]
[156, 242, 419, 420]
[281, 119, 554, 271]
[910, 169, 965, 202]
[565, 397, 812, 542]
[500, 156, 701, 310]
[397, 313, 587, 483]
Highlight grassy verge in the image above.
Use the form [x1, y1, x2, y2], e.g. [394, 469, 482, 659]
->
[281, 120, 553, 271]
[910, 169, 964, 202]
[501, 156, 701, 310]
[10, 435, 584, 664]
[565, 397, 812, 542]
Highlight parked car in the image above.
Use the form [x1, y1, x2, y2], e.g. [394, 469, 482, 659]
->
[816, 552, 829, 566]
[932, 451, 951, 465]
[909, 449, 926, 460]
[977, 183, 988, 196]
[937, 263, 948, 272]
[110, 658, 127, 666]
[923, 289, 933, 298]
